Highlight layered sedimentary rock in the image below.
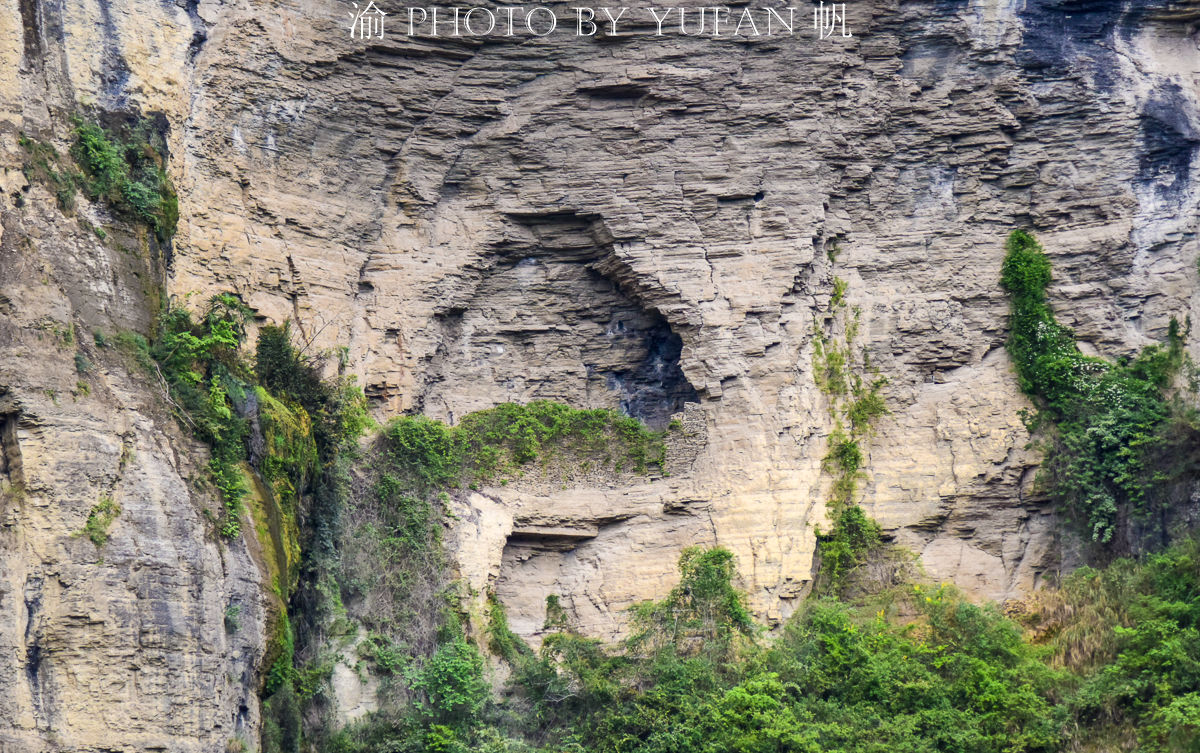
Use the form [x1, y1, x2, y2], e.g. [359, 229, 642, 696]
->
[1, 2, 266, 750]
[168, 0, 1200, 632]
[2, 0, 1200, 745]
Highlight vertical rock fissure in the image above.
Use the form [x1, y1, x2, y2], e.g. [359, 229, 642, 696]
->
[22, 577, 44, 726]
[0, 407, 22, 486]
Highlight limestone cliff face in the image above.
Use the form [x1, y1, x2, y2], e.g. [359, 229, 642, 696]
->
[1, 2, 266, 751]
[2, 0, 1200, 745]
[167, 0, 1200, 632]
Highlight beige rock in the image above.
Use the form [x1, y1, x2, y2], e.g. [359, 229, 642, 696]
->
[5, 0, 1200, 744]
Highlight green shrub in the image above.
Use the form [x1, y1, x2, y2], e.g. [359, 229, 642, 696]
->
[256, 322, 370, 457]
[999, 230, 1196, 544]
[816, 505, 882, 592]
[78, 496, 121, 547]
[377, 401, 665, 492]
[629, 546, 754, 654]
[414, 638, 489, 729]
[70, 116, 179, 242]
[263, 681, 303, 753]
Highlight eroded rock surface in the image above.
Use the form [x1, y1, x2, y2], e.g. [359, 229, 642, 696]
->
[169, 0, 1200, 633]
[1, 1, 267, 749]
[3, 0, 1200, 743]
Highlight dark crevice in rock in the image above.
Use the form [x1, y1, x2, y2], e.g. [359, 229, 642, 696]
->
[0, 401, 23, 487]
[180, 0, 208, 62]
[17, 0, 41, 65]
[23, 576, 44, 725]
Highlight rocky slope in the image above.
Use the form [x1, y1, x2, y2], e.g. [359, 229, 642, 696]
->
[2, 0, 1200, 747]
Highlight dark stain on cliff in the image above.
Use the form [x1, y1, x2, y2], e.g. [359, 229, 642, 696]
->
[1138, 84, 1198, 203]
[23, 577, 44, 722]
[0, 409, 19, 484]
[177, 0, 208, 61]
[17, 0, 42, 64]
[95, 0, 133, 106]
[1016, 0, 1129, 87]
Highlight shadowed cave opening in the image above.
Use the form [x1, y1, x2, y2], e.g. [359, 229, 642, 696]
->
[0, 399, 22, 487]
[419, 215, 698, 430]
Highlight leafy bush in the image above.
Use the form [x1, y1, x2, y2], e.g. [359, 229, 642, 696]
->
[378, 400, 666, 491]
[78, 496, 121, 547]
[71, 116, 179, 242]
[999, 230, 1198, 544]
[256, 322, 370, 458]
[152, 295, 254, 537]
[815, 505, 882, 591]
[1061, 538, 1200, 751]
[629, 546, 754, 655]
[414, 638, 490, 728]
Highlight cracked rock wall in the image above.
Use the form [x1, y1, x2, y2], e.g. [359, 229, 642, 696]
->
[169, 0, 1200, 638]
[3, 0, 1200, 743]
[1, 0, 267, 751]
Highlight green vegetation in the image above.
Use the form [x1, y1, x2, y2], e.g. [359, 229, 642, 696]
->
[78, 496, 121, 547]
[1018, 537, 1200, 751]
[225, 604, 242, 634]
[152, 293, 256, 537]
[327, 529, 1200, 753]
[19, 116, 179, 243]
[303, 393, 669, 753]
[381, 400, 667, 488]
[71, 116, 179, 243]
[1000, 230, 1199, 545]
[328, 546, 1067, 753]
[812, 278, 890, 593]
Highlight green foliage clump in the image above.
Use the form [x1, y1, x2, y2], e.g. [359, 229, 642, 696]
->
[382, 416, 461, 491]
[263, 680, 304, 753]
[630, 546, 754, 655]
[1055, 538, 1200, 751]
[78, 496, 121, 547]
[153, 294, 255, 537]
[256, 322, 371, 458]
[379, 400, 666, 490]
[319, 536, 1200, 753]
[814, 505, 882, 591]
[256, 386, 320, 504]
[413, 636, 490, 728]
[71, 116, 179, 243]
[457, 400, 667, 478]
[471, 549, 1063, 753]
[999, 230, 1197, 544]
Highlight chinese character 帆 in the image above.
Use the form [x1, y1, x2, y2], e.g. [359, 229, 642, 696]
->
[814, 1, 851, 39]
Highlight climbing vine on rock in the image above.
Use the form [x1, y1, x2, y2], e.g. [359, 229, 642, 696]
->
[1000, 229, 1199, 546]
[811, 275, 888, 592]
